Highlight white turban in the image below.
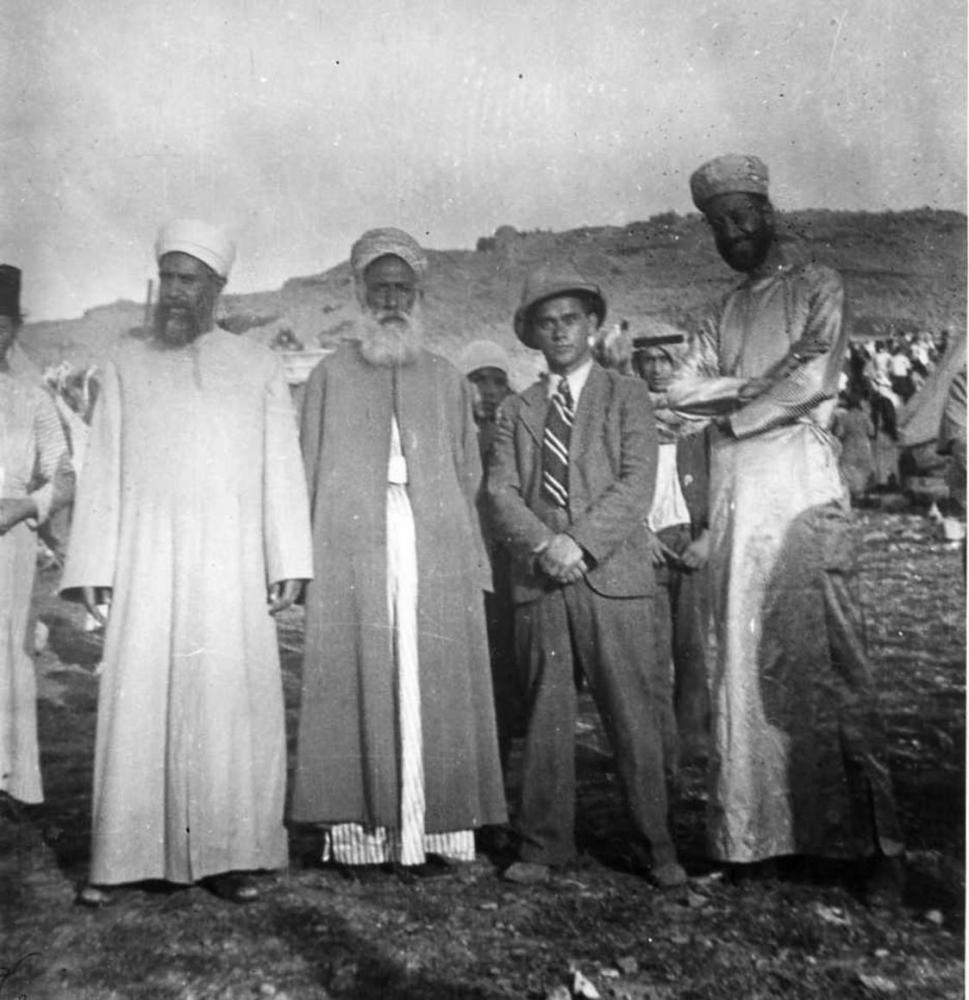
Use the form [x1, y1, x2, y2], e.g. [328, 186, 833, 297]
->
[155, 218, 236, 279]
[350, 227, 427, 279]
[456, 339, 511, 378]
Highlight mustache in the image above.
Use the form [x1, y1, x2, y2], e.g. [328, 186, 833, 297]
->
[372, 309, 408, 325]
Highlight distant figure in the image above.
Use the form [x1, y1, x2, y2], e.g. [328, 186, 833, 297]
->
[458, 339, 514, 460]
[889, 343, 914, 401]
[293, 228, 506, 875]
[631, 334, 711, 771]
[488, 266, 686, 888]
[669, 155, 904, 902]
[937, 364, 966, 560]
[457, 339, 523, 772]
[832, 390, 876, 502]
[0, 265, 73, 810]
[62, 220, 313, 905]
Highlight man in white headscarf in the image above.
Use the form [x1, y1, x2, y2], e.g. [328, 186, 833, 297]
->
[62, 219, 313, 905]
[292, 228, 506, 875]
[668, 157, 904, 902]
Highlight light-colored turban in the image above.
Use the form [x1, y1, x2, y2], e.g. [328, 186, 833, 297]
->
[456, 339, 511, 378]
[350, 227, 428, 279]
[155, 218, 236, 279]
[690, 154, 769, 212]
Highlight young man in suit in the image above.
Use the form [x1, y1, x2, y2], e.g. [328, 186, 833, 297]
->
[487, 267, 686, 888]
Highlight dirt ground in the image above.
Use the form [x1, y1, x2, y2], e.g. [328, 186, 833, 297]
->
[1, 508, 964, 1000]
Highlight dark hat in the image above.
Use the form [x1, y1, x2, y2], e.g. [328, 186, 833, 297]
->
[631, 333, 685, 351]
[513, 265, 606, 347]
[0, 265, 22, 320]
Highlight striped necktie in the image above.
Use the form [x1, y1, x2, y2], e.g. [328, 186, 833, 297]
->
[541, 376, 574, 508]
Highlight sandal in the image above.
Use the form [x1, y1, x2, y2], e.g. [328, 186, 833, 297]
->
[77, 883, 112, 907]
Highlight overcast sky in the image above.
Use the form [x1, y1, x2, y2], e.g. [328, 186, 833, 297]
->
[2, 0, 965, 320]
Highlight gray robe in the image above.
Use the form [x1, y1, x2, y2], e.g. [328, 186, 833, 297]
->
[292, 342, 506, 832]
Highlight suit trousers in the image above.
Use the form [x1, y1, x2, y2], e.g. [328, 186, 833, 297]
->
[514, 579, 676, 867]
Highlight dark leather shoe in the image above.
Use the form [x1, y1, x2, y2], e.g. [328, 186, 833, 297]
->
[201, 872, 260, 904]
[863, 855, 905, 910]
[395, 855, 456, 883]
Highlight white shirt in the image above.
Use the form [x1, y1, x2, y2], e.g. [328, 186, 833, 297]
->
[546, 357, 595, 407]
[647, 442, 691, 533]
[889, 353, 912, 377]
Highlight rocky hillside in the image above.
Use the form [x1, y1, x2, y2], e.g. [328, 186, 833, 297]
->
[20, 209, 966, 388]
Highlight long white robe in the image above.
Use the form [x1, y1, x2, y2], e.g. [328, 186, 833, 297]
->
[61, 330, 312, 885]
[670, 255, 902, 863]
[0, 372, 72, 803]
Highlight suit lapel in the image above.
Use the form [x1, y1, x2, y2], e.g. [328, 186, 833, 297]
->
[570, 364, 607, 468]
[518, 381, 549, 448]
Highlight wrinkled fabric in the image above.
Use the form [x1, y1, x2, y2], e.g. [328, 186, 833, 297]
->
[0, 373, 72, 803]
[898, 331, 966, 448]
[325, 481, 473, 864]
[671, 252, 903, 862]
[293, 343, 506, 834]
[60, 331, 312, 884]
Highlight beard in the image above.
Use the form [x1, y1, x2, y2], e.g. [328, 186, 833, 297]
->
[716, 226, 774, 274]
[153, 301, 213, 347]
[358, 306, 424, 367]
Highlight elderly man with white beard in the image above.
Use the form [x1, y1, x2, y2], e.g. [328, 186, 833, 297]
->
[292, 228, 506, 877]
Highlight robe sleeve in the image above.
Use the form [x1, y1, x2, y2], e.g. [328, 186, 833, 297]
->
[299, 359, 327, 516]
[938, 370, 966, 461]
[28, 390, 74, 525]
[454, 373, 493, 592]
[263, 359, 314, 585]
[665, 318, 747, 418]
[60, 359, 123, 595]
[729, 265, 846, 439]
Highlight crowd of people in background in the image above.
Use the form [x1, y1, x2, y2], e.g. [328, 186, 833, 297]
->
[834, 331, 954, 500]
[1, 154, 964, 917]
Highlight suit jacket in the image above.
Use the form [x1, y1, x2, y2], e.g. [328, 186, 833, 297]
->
[487, 363, 658, 604]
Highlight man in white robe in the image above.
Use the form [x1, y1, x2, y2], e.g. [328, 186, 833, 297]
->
[668, 157, 904, 904]
[62, 219, 313, 905]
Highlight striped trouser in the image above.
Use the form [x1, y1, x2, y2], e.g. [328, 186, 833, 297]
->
[323, 484, 474, 866]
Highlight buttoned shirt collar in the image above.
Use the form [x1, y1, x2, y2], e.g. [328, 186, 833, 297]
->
[546, 357, 594, 405]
